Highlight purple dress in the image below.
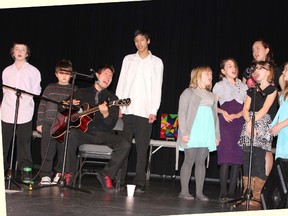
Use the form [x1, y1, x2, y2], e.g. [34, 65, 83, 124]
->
[217, 99, 244, 165]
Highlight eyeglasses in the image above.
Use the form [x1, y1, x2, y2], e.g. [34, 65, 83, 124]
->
[255, 66, 269, 71]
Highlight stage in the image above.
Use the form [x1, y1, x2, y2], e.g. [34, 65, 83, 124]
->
[5, 173, 263, 216]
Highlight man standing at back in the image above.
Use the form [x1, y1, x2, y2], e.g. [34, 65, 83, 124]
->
[116, 29, 164, 192]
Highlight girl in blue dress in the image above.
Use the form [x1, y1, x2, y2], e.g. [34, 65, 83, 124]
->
[270, 62, 288, 159]
[177, 66, 220, 201]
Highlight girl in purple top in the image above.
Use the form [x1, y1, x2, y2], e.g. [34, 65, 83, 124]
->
[213, 58, 247, 201]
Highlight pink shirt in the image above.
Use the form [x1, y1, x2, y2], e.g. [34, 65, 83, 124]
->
[1, 62, 41, 124]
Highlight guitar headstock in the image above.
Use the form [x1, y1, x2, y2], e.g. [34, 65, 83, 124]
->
[113, 98, 131, 107]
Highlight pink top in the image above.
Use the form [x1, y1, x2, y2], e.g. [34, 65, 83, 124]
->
[1, 62, 41, 124]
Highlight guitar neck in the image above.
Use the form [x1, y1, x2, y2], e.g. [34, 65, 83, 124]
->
[78, 101, 114, 117]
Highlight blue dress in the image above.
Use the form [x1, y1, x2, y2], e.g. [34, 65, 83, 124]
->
[270, 95, 288, 159]
[178, 88, 219, 153]
[179, 88, 217, 152]
[187, 106, 216, 152]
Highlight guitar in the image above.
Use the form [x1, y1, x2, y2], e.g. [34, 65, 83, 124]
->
[50, 98, 131, 142]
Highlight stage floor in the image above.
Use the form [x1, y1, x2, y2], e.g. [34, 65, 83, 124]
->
[5, 174, 261, 216]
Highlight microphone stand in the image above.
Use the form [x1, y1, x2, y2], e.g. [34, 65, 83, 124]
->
[226, 76, 265, 210]
[2, 85, 39, 191]
[50, 70, 93, 196]
[3, 84, 79, 192]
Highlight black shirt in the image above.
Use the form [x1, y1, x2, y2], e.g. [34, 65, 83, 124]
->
[247, 84, 278, 119]
[72, 86, 119, 132]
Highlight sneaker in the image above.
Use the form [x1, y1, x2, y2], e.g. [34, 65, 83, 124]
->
[96, 173, 115, 193]
[196, 195, 209, 201]
[178, 193, 194, 200]
[39, 176, 51, 186]
[51, 173, 61, 185]
[64, 173, 73, 186]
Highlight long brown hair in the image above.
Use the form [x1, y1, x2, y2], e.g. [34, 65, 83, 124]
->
[219, 57, 239, 81]
[252, 39, 275, 65]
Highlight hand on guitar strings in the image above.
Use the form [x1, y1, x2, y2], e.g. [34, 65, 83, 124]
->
[99, 101, 109, 118]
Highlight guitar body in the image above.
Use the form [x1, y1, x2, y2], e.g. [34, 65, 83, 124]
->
[51, 109, 93, 142]
[50, 98, 131, 142]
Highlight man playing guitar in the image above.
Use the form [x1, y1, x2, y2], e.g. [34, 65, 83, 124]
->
[62, 65, 131, 193]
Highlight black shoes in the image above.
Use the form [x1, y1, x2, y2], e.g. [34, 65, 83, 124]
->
[219, 195, 235, 203]
[135, 185, 145, 193]
[120, 183, 126, 191]
[219, 197, 227, 203]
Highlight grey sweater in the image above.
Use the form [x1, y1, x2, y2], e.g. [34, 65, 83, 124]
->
[177, 87, 220, 149]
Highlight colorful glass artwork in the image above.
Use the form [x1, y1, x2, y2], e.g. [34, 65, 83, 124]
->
[160, 114, 178, 140]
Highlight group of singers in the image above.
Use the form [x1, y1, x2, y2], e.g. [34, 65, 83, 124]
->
[1, 30, 288, 206]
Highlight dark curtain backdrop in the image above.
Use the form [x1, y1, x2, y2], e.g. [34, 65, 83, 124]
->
[1, 0, 288, 178]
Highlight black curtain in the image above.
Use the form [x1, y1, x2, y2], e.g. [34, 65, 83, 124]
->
[1, 0, 288, 177]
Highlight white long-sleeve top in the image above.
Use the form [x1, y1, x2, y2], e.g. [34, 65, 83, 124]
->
[116, 51, 163, 118]
[1, 62, 41, 124]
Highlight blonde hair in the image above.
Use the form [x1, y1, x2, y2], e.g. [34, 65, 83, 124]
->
[282, 62, 288, 101]
[189, 66, 212, 90]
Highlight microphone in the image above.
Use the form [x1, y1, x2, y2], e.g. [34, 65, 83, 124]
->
[246, 76, 266, 96]
[90, 68, 99, 82]
[246, 77, 256, 88]
[245, 65, 256, 75]
[243, 65, 256, 79]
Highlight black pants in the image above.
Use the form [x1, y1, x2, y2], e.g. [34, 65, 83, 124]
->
[2, 120, 33, 171]
[243, 146, 266, 180]
[120, 115, 152, 186]
[65, 128, 130, 179]
[39, 122, 64, 178]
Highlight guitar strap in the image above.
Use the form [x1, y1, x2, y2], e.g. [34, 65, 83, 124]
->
[95, 90, 100, 105]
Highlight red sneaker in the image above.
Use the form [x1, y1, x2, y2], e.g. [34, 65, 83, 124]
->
[96, 173, 115, 193]
[64, 173, 73, 186]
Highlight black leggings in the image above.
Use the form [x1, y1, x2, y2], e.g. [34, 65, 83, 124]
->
[243, 146, 266, 180]
[219, 163, 241, 197]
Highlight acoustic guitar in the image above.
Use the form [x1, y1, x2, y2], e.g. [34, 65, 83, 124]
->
[50, 98, 131, 142]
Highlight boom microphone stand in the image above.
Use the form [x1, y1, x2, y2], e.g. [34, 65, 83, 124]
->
[2, 85, 38, 191]
[51, 70, 94, 196]
[226, 76, 265, 210]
